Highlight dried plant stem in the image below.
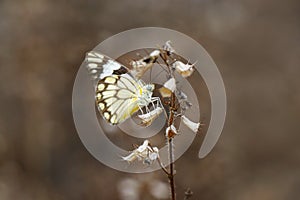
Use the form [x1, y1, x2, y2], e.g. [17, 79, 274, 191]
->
[159, 51, 177, 200]
[167, 92, 176, 200]
[168, 138, 176, 200]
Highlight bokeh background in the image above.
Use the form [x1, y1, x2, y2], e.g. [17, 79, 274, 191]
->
[1, 0, 300, 199]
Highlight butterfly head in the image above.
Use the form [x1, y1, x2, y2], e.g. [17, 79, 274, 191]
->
[138, 84, 155, 106]
[144, 84, 155, 92]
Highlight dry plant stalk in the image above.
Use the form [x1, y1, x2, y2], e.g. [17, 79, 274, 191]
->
[121, 42, 200, 200]
[86, 41, 200, 200]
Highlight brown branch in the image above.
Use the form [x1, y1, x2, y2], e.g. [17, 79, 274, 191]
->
[149, 143, 169, 175]
[167, 93, 176, 200]
[159, 49, 177, 200]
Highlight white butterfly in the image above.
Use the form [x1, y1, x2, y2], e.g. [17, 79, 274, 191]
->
[85, 51, 162, 125]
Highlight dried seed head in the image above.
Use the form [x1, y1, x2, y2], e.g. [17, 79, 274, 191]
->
[159, 87, 172, 98]
[166, 125, 178, 138]
[182, 115, 200, 133]
[163, 78, 176, 92]
[173, 61, 196, 78]
[163, 40, 175, 55]
[122, 140, 159, 164]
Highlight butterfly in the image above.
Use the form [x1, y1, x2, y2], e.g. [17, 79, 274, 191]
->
[85, 51, 162, 125]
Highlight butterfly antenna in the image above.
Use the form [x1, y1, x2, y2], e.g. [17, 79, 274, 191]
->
[151, 61, 169, 83]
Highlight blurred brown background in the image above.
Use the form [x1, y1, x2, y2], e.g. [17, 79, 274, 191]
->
[1, 0, 300, 199]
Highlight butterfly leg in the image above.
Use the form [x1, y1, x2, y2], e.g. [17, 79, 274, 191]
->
[145, 104, 151, 113]
[151, 97, 168, 119]
[138, 105, 145, 115]
[151, 97, 163, 109]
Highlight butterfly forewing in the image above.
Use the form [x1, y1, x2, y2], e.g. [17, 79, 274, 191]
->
[85, 51, 129, 81]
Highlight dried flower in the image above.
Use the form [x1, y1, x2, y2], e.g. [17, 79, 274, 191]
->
[163, 40, 175, 55]
[149, 50, 160, 57]
[165, 124, 178, 138]
[122, 140, 159, 164]
[173, 61, 195, 78]
[159, 78, 176, 98]
[163, 77, 176, 92]
[181, 115, 200, 133]
[158, 87, 172, 98]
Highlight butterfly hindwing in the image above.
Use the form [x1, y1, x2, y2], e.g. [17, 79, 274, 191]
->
[95, 74, 143, 125]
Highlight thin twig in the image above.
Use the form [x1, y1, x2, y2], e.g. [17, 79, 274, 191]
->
[168, 139, 176, 200]
[160, 49, 177, 200]
[157, 156, 169, 175]
[149, 143, 169, 175]
[167, 93, 176, 200]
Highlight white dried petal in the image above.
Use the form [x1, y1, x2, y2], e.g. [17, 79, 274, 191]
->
[150, 50, 160, 57]
[90, 69, 98, 74]
[165, 124, 178, 137]
[173, 61, 195, 78]
[122, 140, 159, 164]
[163, 40, 175, 54]
[163, 78, 176, 92]
[149, 152, 158, 161]
[152, 147, 159, 153]
[182, 115, 200, 133]
[145, 147, 159, 164]
[137, 140, 149, 153]
[122, 152, 138, 162]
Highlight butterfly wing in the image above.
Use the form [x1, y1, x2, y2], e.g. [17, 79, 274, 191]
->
[95, 74, 143, 125]
[85, 51, 129, 82]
